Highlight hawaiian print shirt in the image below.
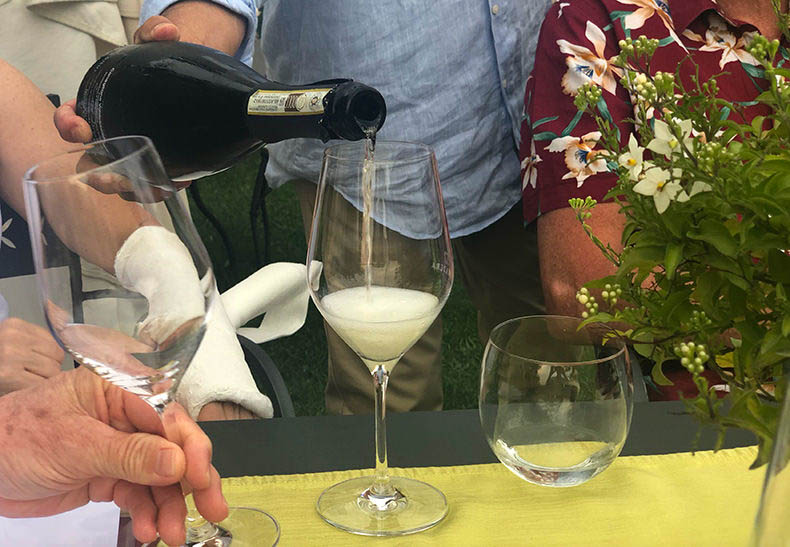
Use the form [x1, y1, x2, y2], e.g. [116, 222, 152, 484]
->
[520, 0, 780, 223]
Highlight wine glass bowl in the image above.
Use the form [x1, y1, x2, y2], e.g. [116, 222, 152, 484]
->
[479, 316, 632, 487]
[23, 136, 213, 409]
[307, 140, 453, 535]
[23, 135, 279, 546]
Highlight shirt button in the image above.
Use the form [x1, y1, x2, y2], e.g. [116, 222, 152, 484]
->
[491, 4, 500, 15]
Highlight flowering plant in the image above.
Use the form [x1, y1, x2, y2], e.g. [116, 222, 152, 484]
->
[572, 34, 790, 465]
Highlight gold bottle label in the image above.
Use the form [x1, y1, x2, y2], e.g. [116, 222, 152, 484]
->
[247, 89, 330, 116]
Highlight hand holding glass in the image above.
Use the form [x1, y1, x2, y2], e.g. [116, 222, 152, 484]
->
[23, 136, 278, 546]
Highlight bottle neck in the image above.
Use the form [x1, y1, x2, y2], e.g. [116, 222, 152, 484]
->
[244, 79, 386, 143]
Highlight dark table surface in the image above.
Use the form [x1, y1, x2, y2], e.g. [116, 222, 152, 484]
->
[200, 401, 757, 478]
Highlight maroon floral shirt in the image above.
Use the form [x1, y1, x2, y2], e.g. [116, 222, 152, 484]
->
[520, 0, 779, 223]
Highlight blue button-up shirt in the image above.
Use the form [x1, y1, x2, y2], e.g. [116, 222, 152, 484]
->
[141, 0, 549, 236]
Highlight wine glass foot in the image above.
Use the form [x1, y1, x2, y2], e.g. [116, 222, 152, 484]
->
[147, 507, 279, 547]
[317, 475, 447, 536]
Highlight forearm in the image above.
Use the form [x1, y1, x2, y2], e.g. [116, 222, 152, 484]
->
[538, 203, 624, 316]
[0, 60, 72, 214]
[143, 0, 249, 55]
[161, 1, 246, 54]
[0, 61, 158, 273]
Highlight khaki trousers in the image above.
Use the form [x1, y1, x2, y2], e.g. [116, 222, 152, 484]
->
[292, 179, 544, 415]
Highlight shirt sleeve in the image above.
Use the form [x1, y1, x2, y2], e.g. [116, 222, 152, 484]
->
[139, 0, 258, 66]
[519, 0, 633, 224]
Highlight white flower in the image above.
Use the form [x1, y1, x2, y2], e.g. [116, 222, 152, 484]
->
[547, 131, 609, 187]
[682, 13, 759, 70]
[633, 166, 682, 213]
[520, 139, 542, 190]
[676, 180, 713, 202]
[647, 118, 694, 159]
[0, 216, 15, 250]
[618, 134, 645, 179]
[557, 21, 623, 96]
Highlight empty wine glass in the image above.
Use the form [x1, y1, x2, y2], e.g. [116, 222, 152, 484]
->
[23, 135, 278, 546]
[479, 315, 632, 487]
[307, 140, 453, 535]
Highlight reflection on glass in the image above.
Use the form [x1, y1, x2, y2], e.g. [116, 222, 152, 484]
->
[307, 140, 453, 536]
[23, 136, 278, 546]
[479, 315, 632, 487]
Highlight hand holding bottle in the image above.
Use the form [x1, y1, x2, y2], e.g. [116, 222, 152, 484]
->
[54, 17, 180, 144]
[54, 3, 247, 144]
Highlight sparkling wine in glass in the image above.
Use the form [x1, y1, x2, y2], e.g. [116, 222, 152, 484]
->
[307, 140, 453, 535]
[23, 136, 279, 546]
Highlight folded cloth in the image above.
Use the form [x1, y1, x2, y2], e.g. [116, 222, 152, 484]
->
[221, 262, 309, 344]
[176, 290, 274, 419]
[219, 446, 763, 546]
[115, 226, 273, 419]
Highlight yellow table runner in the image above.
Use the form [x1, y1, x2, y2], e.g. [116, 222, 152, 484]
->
[221, 446, 763, 546]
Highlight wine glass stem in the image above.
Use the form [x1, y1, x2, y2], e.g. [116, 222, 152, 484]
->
[372, 365, 394, 496]
[152, 400, 224, 543]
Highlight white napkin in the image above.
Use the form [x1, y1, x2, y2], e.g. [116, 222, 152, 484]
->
[221, 262, 309, 344]
[0, 502, 120, 546]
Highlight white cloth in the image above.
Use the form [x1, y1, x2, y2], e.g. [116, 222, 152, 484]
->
[114, 226, 274, 419]
[222, 262, 308, 344]
[0, 502, 120, 547]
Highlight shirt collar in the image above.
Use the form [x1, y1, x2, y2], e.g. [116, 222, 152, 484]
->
[668, 0, 721, 31]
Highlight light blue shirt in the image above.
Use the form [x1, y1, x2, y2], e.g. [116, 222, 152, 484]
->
[140, 0, 550, 237]
[140, 0, 258, 66]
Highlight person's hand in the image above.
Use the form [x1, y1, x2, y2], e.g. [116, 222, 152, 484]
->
[198, 401, 258, 421]
[53, 1, 243, 145]
[53, 15, 180, 145]
[0, 317, 64, 396]
[0, 367, 229, 545]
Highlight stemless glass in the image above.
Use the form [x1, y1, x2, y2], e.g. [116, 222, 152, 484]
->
[307, 140, 453, 535]
[23, 136, 279, 546]
[479, 315, 632, 487]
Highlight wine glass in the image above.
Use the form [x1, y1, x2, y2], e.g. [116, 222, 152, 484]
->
[307, 140, 453, 535]
[22, 136, 279, 546]
[479, 315, 632, 487]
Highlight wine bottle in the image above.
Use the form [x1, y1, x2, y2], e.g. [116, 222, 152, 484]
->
[76, 42, 387, 180]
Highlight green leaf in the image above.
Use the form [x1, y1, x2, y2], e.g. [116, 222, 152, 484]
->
[664, 243, 683, 280]
[694, 271, 725, 319]
[618, 245, 665, 276]
[532, 131, 558, 142]
[650, 359, 673, 386]
[663, 288, 694, 323]
[583, 275, 620, 290]
[752, 116, 766, 135]
[532, 115, 559, 129]
[760, 326, 783, 355]
[728, 285, 748, 317]
[687, 219, 738, 257]
[782, 315, 790, 338]
[767, 250, 790, 284]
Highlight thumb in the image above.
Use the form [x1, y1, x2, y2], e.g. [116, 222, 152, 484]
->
[91, 430, 186, 486]
[134, 16, 180, 44]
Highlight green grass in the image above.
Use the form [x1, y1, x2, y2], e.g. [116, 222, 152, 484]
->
[188, 154, 483, 416]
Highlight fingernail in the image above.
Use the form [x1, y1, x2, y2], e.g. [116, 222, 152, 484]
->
[152, 22, 169, 35]
[156, 448, 177, 477]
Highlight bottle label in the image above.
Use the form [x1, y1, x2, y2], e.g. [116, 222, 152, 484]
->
[248, 89, 331, 116]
